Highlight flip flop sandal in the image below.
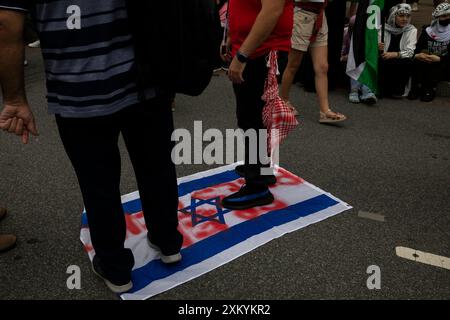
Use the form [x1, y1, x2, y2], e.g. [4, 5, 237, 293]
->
[319, 109, 347, 123]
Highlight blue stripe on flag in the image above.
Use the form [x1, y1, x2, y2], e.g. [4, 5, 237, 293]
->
[179, 169, 240, 198]
[122, 169, 239, 214]
[81, 169, 240, 226]
[81, 214, 88, 226]
[128, 193, 339, 293]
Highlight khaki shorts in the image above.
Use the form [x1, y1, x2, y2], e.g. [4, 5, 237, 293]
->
[291, 9, 328, 52]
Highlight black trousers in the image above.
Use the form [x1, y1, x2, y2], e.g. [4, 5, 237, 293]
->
[56, 96, 182, 277]
[411, 59, 449, 91]
[380, 58, 413, 96]
[233, 54, 270, 186]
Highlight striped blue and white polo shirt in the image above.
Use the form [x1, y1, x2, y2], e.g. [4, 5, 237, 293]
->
[0, 0, 154, 118]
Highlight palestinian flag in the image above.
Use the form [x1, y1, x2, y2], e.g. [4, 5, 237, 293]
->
[346, 0, 384, 94]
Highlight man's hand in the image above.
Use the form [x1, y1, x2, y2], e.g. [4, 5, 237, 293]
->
[427, 54, 441, 63]
[381, 52, 398, 60]
[0, 102, 38, 144]
[228, 56, 246, 84]
[0, 9, 33, 144]
[415, 53, 427, 62]
[415, 53, 440, 64]
[378, 42, 385, 51]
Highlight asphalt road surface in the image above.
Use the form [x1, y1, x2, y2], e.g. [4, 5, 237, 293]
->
[0, 47, 449, 300]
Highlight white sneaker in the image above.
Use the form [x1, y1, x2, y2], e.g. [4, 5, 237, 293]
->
[147, 238, 182, 264]
[28, 40, 41, 48]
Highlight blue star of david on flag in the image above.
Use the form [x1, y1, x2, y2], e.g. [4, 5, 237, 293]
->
[179, 197, 231, 227]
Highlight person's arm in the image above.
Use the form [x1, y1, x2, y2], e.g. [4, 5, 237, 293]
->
[228, 0, 286, 83]
[237, 0, 285, 58]
[0, 9, 38, 144]
[423, 36, 450, 63]
[420, 35, 446, 63]
[412, 29, 442, 63]
[380, 29, 399, 59]
[398, 28, 417, 59]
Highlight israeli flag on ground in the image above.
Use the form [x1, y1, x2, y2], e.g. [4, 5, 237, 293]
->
[80, 163, 352, 300]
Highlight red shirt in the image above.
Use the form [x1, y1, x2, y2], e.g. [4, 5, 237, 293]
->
[228, 0, 293, 58]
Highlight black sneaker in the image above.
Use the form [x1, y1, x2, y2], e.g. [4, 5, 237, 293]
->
[420, 89, 436, 102]
[91, 256, 132, 294]
[147, 235, 182, 264]
[221, 184, 274, 210]
[234, 165, 277, 186]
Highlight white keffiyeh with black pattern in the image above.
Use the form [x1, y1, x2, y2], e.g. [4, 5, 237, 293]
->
[427, 2, 450, 42]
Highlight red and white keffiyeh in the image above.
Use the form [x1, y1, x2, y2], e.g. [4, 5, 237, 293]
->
[262, 51, 299, 155]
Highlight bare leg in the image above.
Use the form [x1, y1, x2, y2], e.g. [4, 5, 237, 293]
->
[280, 49, 305, 102]
[311, 45, 346, 122]
[310, 45, 330, 113]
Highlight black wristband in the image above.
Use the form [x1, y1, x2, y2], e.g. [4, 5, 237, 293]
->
[236, 50, 249, 63]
